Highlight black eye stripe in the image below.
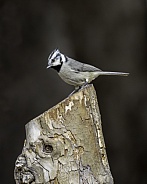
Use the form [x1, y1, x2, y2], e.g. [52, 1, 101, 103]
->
[65, 56, 67, 62]
[50, 53, 61, 61]
[60, 57, 63, 63]
[56, 53, 60, 58]
[48, 49, 61, 60]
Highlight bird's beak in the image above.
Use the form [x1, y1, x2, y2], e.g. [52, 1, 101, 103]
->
[46, 64, 52, 69]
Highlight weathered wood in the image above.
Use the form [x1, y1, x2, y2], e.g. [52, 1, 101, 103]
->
[14, 84, 113, 184]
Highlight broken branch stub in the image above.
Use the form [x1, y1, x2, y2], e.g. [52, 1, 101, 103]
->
[14, 84, 113, 184]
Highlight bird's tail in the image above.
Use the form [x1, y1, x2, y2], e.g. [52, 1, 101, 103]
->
[99, 71, 129, 76]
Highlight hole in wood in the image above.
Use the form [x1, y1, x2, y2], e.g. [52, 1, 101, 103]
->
[43, 144, 53, 153]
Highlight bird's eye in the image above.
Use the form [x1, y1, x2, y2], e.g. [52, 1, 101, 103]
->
[51, 59, 55, 63]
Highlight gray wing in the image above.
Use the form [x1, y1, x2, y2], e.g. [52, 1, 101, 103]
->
[67, 57, 101, 72]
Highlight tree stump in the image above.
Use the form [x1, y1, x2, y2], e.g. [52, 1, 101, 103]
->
[14, 84, 113, 184]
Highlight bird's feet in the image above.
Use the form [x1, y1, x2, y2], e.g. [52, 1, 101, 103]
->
[68, 86, 80, 97]
[68, 83, 89, 97]
[81, 82, 89, 89]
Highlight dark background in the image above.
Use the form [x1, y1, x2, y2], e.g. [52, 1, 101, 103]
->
[0, 0, 146, 183]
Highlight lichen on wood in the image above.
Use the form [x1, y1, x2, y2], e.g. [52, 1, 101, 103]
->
[14, 84, 113, 184]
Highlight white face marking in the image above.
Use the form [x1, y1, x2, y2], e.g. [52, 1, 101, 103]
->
[60, 53, 66, 62]
[48, 49, 61, 67]
[47, 49, 67, 68]
[49, 49, 60, 60]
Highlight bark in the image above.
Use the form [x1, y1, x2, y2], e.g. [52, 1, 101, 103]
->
[14, 84, 113, 184]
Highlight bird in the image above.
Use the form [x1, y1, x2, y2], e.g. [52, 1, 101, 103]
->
[47, 49, 129, 95]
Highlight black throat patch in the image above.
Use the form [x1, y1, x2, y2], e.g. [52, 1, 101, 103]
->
[51, 62, 63, 72]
